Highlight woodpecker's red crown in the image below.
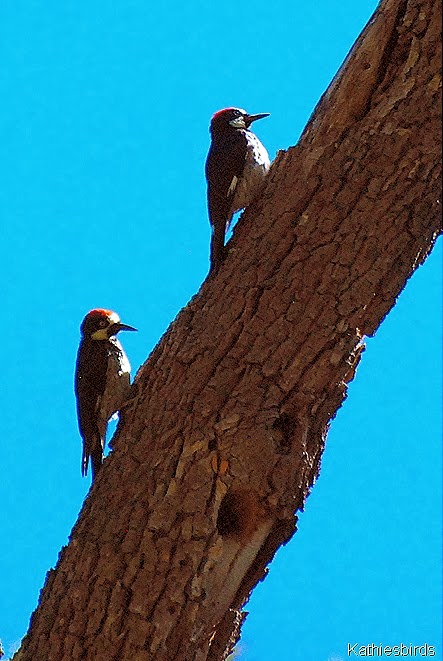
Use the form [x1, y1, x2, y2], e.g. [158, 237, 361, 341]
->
[210, 107, 270, 135]
[80, 309, 137, 339]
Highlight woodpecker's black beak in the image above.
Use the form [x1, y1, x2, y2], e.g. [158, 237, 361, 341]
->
[111, 322, 138, 334]
[244, 112, 270, 127]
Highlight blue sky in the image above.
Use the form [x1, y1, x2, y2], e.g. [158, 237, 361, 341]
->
[0, 2, 441, 659]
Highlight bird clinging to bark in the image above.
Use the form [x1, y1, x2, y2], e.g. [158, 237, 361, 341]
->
[205, 107, 270, 273]
[75, 308, 137, 482]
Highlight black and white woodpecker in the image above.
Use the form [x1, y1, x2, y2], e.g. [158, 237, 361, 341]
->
[74, 308, 137, 481]
[205, 107, 270, 273]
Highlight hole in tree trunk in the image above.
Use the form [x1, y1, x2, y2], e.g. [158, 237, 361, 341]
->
[216, 488, 262, 542]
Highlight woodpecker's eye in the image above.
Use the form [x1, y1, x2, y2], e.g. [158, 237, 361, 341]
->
[99, 319, 108, 328]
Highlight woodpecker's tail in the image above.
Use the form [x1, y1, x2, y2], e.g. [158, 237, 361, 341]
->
[81, 448, 89, 477]
[210, 224, 227, 274]
[82, 434, 104, 480]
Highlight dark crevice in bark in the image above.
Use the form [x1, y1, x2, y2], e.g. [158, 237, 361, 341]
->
[364, 0, 410, 113]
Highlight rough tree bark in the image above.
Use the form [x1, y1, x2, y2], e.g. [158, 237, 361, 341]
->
[14, 0, 441, 659]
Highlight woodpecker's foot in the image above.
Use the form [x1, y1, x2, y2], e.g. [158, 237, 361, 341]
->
[122, 381, 140, 407]
[209, 249, 228, 276]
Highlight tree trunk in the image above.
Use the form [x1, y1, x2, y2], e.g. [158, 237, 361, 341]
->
[14, 0, 441, 659]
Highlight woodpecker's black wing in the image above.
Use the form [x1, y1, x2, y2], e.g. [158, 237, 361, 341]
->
[205, 130, 248, 271]
[75, 339, 109, 478]
[205, 130, 248, 228]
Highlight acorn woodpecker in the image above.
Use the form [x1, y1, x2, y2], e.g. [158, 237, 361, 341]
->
[75, 309, 137, 481]
[205, 107, 270, 273]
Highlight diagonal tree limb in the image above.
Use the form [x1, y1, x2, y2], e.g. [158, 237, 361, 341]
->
[15, 0, 441, 659]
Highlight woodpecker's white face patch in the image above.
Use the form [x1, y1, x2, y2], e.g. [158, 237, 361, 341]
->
[229, 115, 247, 129]
[107, 311, 120, 325]
[91, 311, 121, 340]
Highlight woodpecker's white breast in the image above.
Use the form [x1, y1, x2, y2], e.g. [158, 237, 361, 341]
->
[98, 338, 131, 434]
[230, 132, 270, 216]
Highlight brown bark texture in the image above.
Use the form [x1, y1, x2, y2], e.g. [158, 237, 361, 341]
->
[15, 0, 441, 659]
